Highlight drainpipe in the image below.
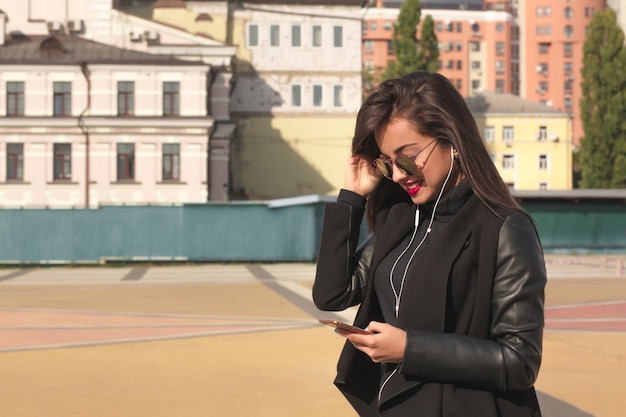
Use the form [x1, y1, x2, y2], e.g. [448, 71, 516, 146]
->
[79, 62, 91, 208]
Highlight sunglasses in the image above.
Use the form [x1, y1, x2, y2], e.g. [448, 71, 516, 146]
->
[373, 139, 436, 179]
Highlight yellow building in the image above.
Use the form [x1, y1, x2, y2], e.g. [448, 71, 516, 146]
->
[466, 91, 573, 190]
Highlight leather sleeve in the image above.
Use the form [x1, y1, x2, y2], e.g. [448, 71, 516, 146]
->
[400, 212, 546, 391]
[313, 201, 375, 312]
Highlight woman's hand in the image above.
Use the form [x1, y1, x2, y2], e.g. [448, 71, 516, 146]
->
[338, 321, 406, 364]
[344, 154, 382, 198]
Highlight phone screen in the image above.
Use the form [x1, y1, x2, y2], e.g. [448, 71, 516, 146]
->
[319, 319, 373, 335]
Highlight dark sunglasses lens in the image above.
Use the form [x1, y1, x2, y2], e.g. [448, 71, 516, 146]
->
[374, 159, 392, 178]
[395, 154, 417, 176]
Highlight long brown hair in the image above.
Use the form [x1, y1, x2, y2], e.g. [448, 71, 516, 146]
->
[352, 71, 520, 230]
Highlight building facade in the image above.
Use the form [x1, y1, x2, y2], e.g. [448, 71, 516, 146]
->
[0, 0, 237, 207]
[364, 0, 517, 97]
[518, 0, 607, 147]
[466, 91, 573, 190]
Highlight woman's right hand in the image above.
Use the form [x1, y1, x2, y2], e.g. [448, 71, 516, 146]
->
[344, 154, 382, 198]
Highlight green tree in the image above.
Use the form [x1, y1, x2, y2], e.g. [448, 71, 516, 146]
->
[579, 8, 626, 188]
[417, 15, 439, 73]
[381, 0, 438, 81]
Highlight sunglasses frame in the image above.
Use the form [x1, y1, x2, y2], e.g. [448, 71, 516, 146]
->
[373, 139, 437, 179]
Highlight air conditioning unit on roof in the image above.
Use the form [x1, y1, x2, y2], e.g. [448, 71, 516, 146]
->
[47, 21, 64, 33]
[67, 19, 83, 33]
[144, 30, 159, 41]
[130, 30, 143, 42]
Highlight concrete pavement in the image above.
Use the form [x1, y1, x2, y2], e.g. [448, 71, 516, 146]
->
[0, 255, 625, 417]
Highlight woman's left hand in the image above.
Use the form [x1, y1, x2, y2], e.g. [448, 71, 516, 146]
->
[340, 321, 406, 364]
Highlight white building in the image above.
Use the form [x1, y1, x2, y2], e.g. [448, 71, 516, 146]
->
[0, 0, 237, 207]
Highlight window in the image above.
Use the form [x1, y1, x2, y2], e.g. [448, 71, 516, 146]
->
[544, 25, 551, 35]
[502, 154, 515, 169]
[312, 26, 322, 47]
[470, 42, 480, 52]
[53, 82, 71, 116]
[496, 42, 505, 56]
[313, 85, 322, 107]
[117, 81, 134, 116]
[496, 24, 504, 32]
[333, 85, 343, 107]
[370, 21, 377, 31]
[456, 22, 462, 32]
[536, 26, 543, 36]
[564, 25, 573, 38]
[6, 82, 24, 116]
[545, 6, 551, 16]
[6, 143, 23, 181]
[564, 61, 573, 72]
[471, 61, 481, 70]
[537, 126, 547, 141]
[447, 60, 454, 70]
[455, 79, 462, 89]
[564, 43, 573, 57]
[456, 41, 462, 51]
[270, 25, 280, 47]
[248, 24, 259, 47]
[503, 126, 515, 145]
[564, 97, 573, 109]
[162, 144, 180, 181]
[539, 154, 548, 170]
[495, 60, 505, 73]
[383, 21, 392, 31]
[483, 126, 495, 143]
[163, 82, 180, 116]
[291, 85, 301, 107]
[536, 7, 543, 17]
[564, 7, 573, 19]
[496, 79, 504, 93]
[472, 79, 481, 91]
[292, 25, 301, 47]
[446, 22, 453, 32]
[53, 143, 71, 180]
[539, 182, 548, 190]
[117, 143, 135, 180]
[333, 26, 343, 47]
[364, 40, 374, 54]
[387, 40, 394, 55]
[564, 80, 573, 91]
[539, 81, 548, 92]
[539, 43, 549, 54]
[436, 22, 442, 32]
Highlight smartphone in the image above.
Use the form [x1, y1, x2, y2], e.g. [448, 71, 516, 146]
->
[319, 319, 373, 335]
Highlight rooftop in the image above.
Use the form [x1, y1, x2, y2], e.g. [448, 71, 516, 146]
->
[0, 34, 203, 66]
[465, 90, 565, 115]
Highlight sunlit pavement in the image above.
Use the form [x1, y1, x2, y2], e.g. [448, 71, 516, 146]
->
[0, 255, 624, 417]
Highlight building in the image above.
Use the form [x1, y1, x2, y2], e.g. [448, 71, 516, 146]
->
[0, 0, 237, 207]
[363, 0, 517, 97]
[518, 0, 606, 147]
[138, 0, 367, 199]
[466, 90, 573, 190]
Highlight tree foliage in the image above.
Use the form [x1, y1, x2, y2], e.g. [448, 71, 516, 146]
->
[579, 8, 626, 188]
[381, 0, 438, 81]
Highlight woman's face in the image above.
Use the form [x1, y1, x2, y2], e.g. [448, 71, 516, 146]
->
[375, 117, 462, 205]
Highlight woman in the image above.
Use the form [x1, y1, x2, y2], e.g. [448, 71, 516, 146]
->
[313, 72, 546, 417]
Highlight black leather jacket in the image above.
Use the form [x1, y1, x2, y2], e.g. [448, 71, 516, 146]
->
[313, 191, 546, 416]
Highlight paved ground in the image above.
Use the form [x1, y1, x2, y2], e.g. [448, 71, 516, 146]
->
[0, 255, 625, 417]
